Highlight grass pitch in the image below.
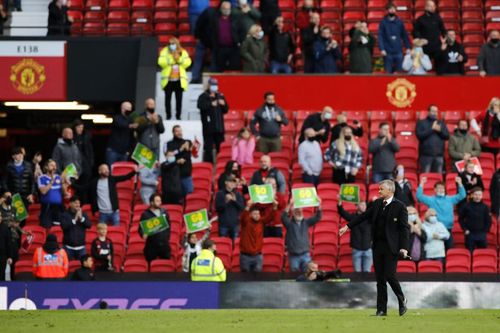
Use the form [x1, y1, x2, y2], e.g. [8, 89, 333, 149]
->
[1, 309, 499, 333]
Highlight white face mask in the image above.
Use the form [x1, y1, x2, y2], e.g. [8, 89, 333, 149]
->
[408, 214, 417, 223]
[323, 112, 332, 120]
[169, 44, 177, 52]
[166, 156, 176, 164]
[209, 85, 218, 93]
[256, 30, 264, 39]
[427, 216, 438, 224]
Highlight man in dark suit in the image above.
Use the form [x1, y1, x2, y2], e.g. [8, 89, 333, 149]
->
[340, 180, 410, 316]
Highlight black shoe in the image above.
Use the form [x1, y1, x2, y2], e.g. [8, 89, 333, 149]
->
[375, 311, 387, 316]
[399, 297, 408, 316]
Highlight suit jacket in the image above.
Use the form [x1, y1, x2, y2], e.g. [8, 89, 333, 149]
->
[347, 198, 410, 255]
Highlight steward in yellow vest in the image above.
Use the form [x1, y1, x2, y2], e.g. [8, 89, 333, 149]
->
[191, 239, 226, 282]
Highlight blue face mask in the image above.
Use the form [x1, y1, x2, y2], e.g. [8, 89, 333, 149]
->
[169, 44, 177, 52]
[408, 214, 417, 223]
[428, 216, 438, 223]
[166, 156, 176, 164]
[209, 85, 218, 93]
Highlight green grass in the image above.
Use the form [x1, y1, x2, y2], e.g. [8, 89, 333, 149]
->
[1, 309, 499, 333]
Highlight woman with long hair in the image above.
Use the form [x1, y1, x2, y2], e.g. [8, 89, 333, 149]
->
[158, 37, 192, 120]
[325, 126, 363, 184]
[232, 127, 255, 166]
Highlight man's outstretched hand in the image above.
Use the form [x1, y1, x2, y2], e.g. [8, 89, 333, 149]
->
[339, 225, 349, 237]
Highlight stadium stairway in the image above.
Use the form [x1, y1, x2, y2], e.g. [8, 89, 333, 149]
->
[4, 0, 48, 36]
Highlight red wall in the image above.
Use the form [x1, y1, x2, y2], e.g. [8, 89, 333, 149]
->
[213, 75, 500, 111]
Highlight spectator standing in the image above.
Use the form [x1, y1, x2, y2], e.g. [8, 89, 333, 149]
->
[2, 146, 35, 208]
[413, 0, 446, 60]
[470, 97, 500, 155]
[421, 208, 449, 262]
[38, 159, 65, 228]
[250, 155, 287, 193]
[71, 255, 95, 281]
[402, 39, 432, 75]
[349, 21, 374, 73]
[296, 0, 320, 30]
[435, 29, 467, 75]
[32, 151, 43, 180]
[215, 175, 245, 239]
[0, 4, 7, 36]
[298, 106, 333, 143]
[190, 5, 214, 84]
[158, 37, 192, 121]
[301, 12, 321, 73]
[161, 151, 184, 205]
[136, 98, 165, 159]
[369, 122, 400, 183]
[416, 176, 466, 249]
[416, 105, 449, 173]
[139, 194, 171, 262]
[138, 164, 160, 205]
[269, 16, 296, 74]
[188, 0, 209, 34]
[73, 120, 94, 204]
[313, 26, 341, 73]
[250, 92, 289, 153]
[378, 3, 411, 73]
[259, 0, 280, 34]
[47, 0, 71, 36]
[393, 165, 415, 206]
[448, 120, 481, 166]
[86, 164, 136, 226]
[211, 1, 242, 72]
[106, 101, 137, 167]
[60, 196, 91, 261]
[330, 113, 364, 144]
[407, 206, 426, 263]
[32, 234, 68, 280]
[239, 201, 277, 272]
[52, 127, 82, 176]
[241, 24, 267, 73]
[234, 0, 261, 39]
[198, 77, 229, 163]
[217, 160, 247, 192]
[0, 215, 12, 281]
[262, 177, 287, 238]
[232, 127, 256, 166]
[166, 125, 194, 196]
[490, 169, 500, 217]
[181, 229, 210, 273]
[478, 30, 500, 77]
[459, 188, 492, 252]
[91, 223, 114, 271]
[282, 199, 322, 272]
[191, 239, 226, 281]
[338, 201, 372, 273]
[298, 128, 323, 186]
[325, 126, 363, 185]
[460, 160, 484, 194]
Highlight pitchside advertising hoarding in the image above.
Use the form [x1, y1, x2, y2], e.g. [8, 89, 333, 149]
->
[0, 41, 67, 101]
[0, 282, 218, 310]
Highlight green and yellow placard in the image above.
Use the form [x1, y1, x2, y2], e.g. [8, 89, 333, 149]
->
[184, 209, 210, 233]
[12, 193, 28, 221]
[248, 184, 274, 204]
[340, 184, 360, 203]
[132, 143, 156, 169]
[62, 163, 78, 179]
[292, 187, 320, 208]
[140, 215, 169, 236]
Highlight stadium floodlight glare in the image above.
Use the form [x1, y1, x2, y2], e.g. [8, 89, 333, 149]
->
[92, 117, 113, 124]
[4, 101, 90, 110]
[81, 114, 113, 124]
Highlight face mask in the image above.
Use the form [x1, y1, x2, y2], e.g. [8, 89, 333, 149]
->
[436, 193, 445, 197]
[307, 137, 315, 142]
[323, 113, 332, 120]
[428, 115, 437, 121]
[63, 138, 72, 144]
[256, 30, 264, 40]
[491, 38, 499, 44]
[147, 107, 155, 113]
[408, 214, 417, 223]
[169, 44, 177, 52]
[388, 13, 396, 18]
[459, 129, 468, 135]
[266, 103, 275, 108]
[239, 0, 247, 5]
[322, 36, 330, 42]
[4, 197, 12, 206]
[344, 135, 352, 141]
[425, 10, 433, 15]
[414, 47, 423, 54]
[427, 216, 438, 223]
[166, 156, 176, 164]
[125, 110, 133, 116]
[221, 9, 231, 16]
[397, 167, 404, 177]
[209, 85, 218, 93]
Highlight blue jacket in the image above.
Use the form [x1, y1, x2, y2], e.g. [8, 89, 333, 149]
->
[313, 39, 341, 73]
[188, 0, 210, 15]
[416, 185, 466, 229]
[378, 15, 411, 55]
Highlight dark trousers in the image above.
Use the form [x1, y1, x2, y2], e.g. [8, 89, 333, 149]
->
[203, 132, 225, 163]
[302, 173, 320, 187]
[214, 46, 240, 72]
[465, 232, 487, 252]
[0, 255, 7, 281]
[304, 55, 315, 73]
[164, 80, 183, 120]
[373, 242, 405, 313]
[264, 226, 283, 238]
[144, 243, 171, 263]
[445, 229, 453, 250]
[332, 169, 355, 185]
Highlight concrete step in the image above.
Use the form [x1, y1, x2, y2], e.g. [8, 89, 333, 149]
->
[10, 12, 48, 27]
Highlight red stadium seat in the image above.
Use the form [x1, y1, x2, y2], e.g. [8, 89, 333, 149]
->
[131, 0, 153, 11]
[149, 259, 176, 272]
[154, 0, 178, 11]
[397, 261, 416, 273]
[108, 0, 130, 11]
[123, 259, 148, 272]
[107, 23, 130, 36]
[418, 260, 443, 273]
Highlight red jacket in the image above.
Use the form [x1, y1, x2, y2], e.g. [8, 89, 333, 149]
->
[475, 110, 500, 148]
[240, 209, 275, 255]
[257, 192, 287, 227]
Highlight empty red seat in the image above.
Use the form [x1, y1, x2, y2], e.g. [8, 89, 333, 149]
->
[418, 260, 443, 273]
[123, 259, 148, 272]
[155, 23, 176, 35]
[85, 0, 106, 11]
[397, 261, 416, 273]
[132, 0, 153, 10]
[108, 0, 130, 11]
[150, 259, 176, 272]
[342, 11, 366, 23]
[108, 11, 130, 23]
[472, 259, 497, 273]
[154, 0, 178, 11]
[84, 11, 105, 23]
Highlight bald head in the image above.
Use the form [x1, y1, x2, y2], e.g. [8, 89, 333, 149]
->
[260, 155, 271, 170]
[121, 101, 132, 115]
[98, 164, 110, 178]
[62, 127, 73, 140]
[310, 12, 320, 25]
[425, 0, 436, 13]
[145, 98, 155, 109]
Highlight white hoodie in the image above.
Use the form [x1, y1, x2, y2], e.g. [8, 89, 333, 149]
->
[422, 219, 450, 259]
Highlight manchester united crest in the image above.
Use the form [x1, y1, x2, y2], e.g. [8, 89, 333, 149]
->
[10, 59, 46, 95]
[386, 78, 416, 108]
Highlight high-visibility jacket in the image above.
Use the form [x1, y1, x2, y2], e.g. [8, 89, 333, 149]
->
[191, 249, 226, 282]
[158, 47, 192, 90]
[32, 247, 69, 279]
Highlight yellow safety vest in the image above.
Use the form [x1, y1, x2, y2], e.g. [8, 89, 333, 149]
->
[191, 249, 226, 282]
[157, 47, 192, 90]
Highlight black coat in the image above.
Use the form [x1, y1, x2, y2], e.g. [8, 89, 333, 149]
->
[138, 208, 171, 257]
[348, 198, 410, 255]
[0, 222, 12, 258]
[2, 161, 36, 197]
[107, 114, 134, 154]
[338, 204, 372, 251]
[207, 11, 243, 49]
[74, 131, 94, 177]
[60, 210, 92, 247]
[459, 201, 492, 233]
[491, 170, 500, 216]
[269, 28, 295, 63]
[166, 138, 193, 178]
[47, 2, 70, 36]
[460, 172, 484, 194]
[71, 267, 95, 281]
[394, 180, 415, 207]
[160, 162, 183, 204]
[195, 7, 217, 48]
[299, 113, 331, 143]
[435, 41, 468, 75]
[413, 12, 446, 57]
[416, 117, 450, 157]
[86, 172, 136, 214]
[197, 90, 229, 135]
